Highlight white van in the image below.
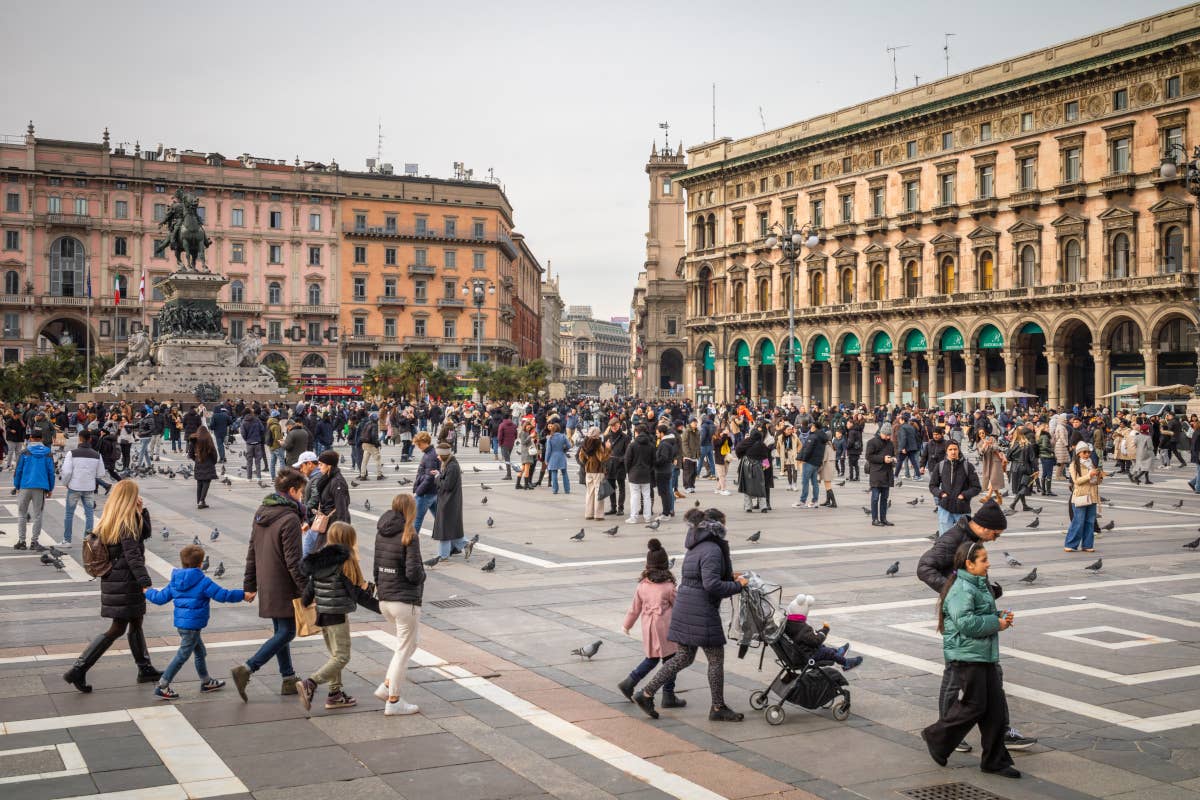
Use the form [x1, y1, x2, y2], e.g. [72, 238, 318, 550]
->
[1137, 400, 1191, 417]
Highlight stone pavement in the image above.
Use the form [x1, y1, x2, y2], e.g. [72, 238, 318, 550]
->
[1, 437, 1199, 799]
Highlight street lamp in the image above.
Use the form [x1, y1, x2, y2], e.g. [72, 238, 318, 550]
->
[461, 278, 496, 366]
[1159, 143, 1200, 397]
[764, 222, 821, 395]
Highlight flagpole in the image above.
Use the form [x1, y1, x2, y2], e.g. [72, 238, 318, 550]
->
[85, 260, 92, 394]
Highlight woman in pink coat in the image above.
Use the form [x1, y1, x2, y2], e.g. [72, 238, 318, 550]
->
[616, 539, 686, 709]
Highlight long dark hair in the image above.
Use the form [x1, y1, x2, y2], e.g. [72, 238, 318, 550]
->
[936, 541, 986, 633]
[192, 427, 217, 464]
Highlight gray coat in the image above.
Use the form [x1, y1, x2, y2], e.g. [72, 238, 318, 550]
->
[1133, 431, 1155, 474]
[433, 456, 464, 542]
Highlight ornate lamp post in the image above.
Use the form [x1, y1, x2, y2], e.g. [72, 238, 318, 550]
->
[764, 222, 820, 395]
[461, 278, 496, 365]
[1159, 144, 1200, 397]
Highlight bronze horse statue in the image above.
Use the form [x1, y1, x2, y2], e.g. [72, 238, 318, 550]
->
[154, 192, 212, 272]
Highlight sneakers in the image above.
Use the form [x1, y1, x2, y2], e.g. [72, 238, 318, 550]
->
[955, 742, 973, 753]
[200, 678, 225, 693]
[297, 678, 317, 711]
[281, 675, 299, 695]
[833, 643, 850, 660]
[1003, 728, 1037, 750]
[12, 541, 26, 550]
[843, 656, 863, 670]
[231, 665, 251, 702]
[624, 517, 640, 525]
[374, 681, 391, 701]
[708, 705, 744, 722]
[324, 691, 357, 709]
[718, 490, 731, 496]
[30, 541, 46, 552]
[155, 685, 179, 700]
[384, 699, 420, 716]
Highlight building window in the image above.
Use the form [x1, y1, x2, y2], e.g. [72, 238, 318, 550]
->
[1062, 238, 1082, 283]
[384, 247, 396, 266]
[841, 156, 852, 173]
[1018, 157, 1036, 190]
[383, 215, 397, 233]
[1111, 233, 1131, 278]
[809, 270, 825, 306]
[269, 210, 282, 229]
[348, 351, 371, 369]
[870, 263, 886, 300]
[1167, 75, 1181, 99]
[438, 353, 460, 371]
[811, 199, 824, 228]
[942, 131, 953, 151]
[307, 283, 322, 305]
[870, 187, 885, 217]
[811, 164, 823, 181]
[666, 317, 677, 336]
[1165, 126, 1185, 156]
[4, 271, 18, 295]
[1018, 245, 1037, 287]
[870, 149, 880, 167]
[1111, 137, 1130, 174]
[759, 177, 767, 193]
[4, 230, 18, 250]
[977, 122, 991, 143]
[355, 213, 367, 231]
[414, 280, 427, 301]
[354, 245, 366, 264]
[443, 279, 456, 299]
[1113, 88, 1128, 111]
[786, 171, 795, 186]
[839, 268, 854, 303]
[231, 242, 245, 263]
[308, 212, 321, 231]
[470, 220, 484, 239]
[1063, 147, 1082, 183]
[756, 278, 769, 311]
[732, 282, 745, 313]
[4, 192, 18, 212]
[353, 277, 366, 301]
[444, 218, 457, 237]
[114, 200, 128, 219]
[47, 196, 61, 214]
[904, 261, 920, 298]
[351, 317, 365, 336]
[976, 251, 995, 290]
[415, 217, 428, 235]
[269, 244, 282, 263]
[231, 208, 244, 227]
[384, 318, 396, 338]
[307, 246, 320, 266]
[445, 250, 457, 268]
[113, 236, 127, 256]
[3, 312, 17, 338]
[840, 194, 854, 223]
[473, 251, 485, 270]
[904, 180, 919, 212]
[443, 318, 456, 339]
[939, 173, 955, 205]
[73, 197, 87, 216]
[1064, 100, 1079, 122]
[906, 140, 917, 159]
[414, 318, 426, 337]
[153, 203, 166, 222]
[308, 322, 322, 344]
[384, 278, 397, 298]
[758, 211, 769, 238]
[1020, 112, 1033, 132]
[49, 236, 85, 297]
[978, 164, 994, 199]
[414, 248, 427, 266]
[229, 280, 244, 303]
[1164, 226, 1184, 273]
[939, 256, 957, 294]
[735, 184, 743, 199]
[734, 218, 745, 242]
[473, 318, 484, 339]
[268, 321, 282, 344]
[268, 281, 282, 304]
[229, 319, 244, 342]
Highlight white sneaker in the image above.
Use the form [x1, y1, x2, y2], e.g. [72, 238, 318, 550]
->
[791, 501, 804, 508]
[374, 682, 390, 701]
[384, 699, 420, 716]
[719, 490, 731, 496]
[625, 517, 639, 525]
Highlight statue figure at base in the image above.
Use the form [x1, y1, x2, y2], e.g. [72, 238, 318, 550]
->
[101, 329, 153, 382]
[237, 330, 263, 368]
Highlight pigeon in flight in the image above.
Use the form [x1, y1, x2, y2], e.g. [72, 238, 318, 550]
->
[1102, 520, 1115, 531]
[885, 561, 900, 577]
[1028, 518, 1040, 529]
[571, 640, 602, 660]
[481, 557, 496, 572]
[570, 529, 585, 541]
[1019, 568, 1038, 584]
[747, 530, 761, 542]
[214, 562, 225, 578]
[210, 528, 220, 541]
[1084, 558, 1103, 573]
[1004, 551, 1022, 567]
[646, 519, 661, 531]
[1143, 500, 1155, 509]
[486, 517, 494, 527]
[1183, 536, 1200, 550]
[603, 526, 619, 536]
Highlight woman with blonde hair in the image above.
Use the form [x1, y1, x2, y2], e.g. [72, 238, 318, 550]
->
[373, 493, 425, 715]
[63, 479, 159, 692]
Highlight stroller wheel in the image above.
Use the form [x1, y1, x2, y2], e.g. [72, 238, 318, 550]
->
[749, 690, 769, 711]
[765, 704, 786, 726]
[831, 696, 851, 721]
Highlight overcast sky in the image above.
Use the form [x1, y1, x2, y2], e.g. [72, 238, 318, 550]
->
[2, 0, 1185, 319]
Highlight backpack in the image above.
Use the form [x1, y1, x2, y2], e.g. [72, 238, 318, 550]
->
[82, 533, 112, 578]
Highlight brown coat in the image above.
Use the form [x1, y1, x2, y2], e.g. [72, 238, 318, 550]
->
[243, 497, 305, 619]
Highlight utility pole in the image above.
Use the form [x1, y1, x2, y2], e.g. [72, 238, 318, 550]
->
[944, 33, 955, 77]
[886, 45, 909, 93]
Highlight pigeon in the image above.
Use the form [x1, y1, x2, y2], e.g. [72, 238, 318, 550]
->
[919, 497, 925, 503]
[570, 529, 585, 541]
[646, 519, 661, 531]
[52, 557, 65, 571]
[1019, 568, 1038, 584]
[668, 557, 676, 569]
[394, 464, 400, 472]
[473, 466, 481, 473]
[423, 556, 441, 567]
[747, 530, 761, 542]
[694, 500, 700, 507]
[1173, 500, 1185, 509]
[486, 517, 494, 527]
[1028, 518, 1040, 529]
[1102, 520, 1115, 531]
[603, 525, 619, 536]
[210, 528, 220, 542]
[1101, 496, 1111, 503]
[480, 557, 496, 572]
[390, 458, 396, 464]
[398, 477, 412, 486]
[895, 480, 903, 488]
[1183, 536, 1200, 550]
[351, 480, 360, 488]
[192, 535, 201, 546]
[1085, 558, 1103, 572]
[885, 561, 900, 577]
[481, 497, 488, 505]
[480, 483, 492, 491]
[926, 532, 938, 541]
[201, 556, 210, 572]
[1004, 551, 1022, 567]
[907, 498, 920, 506]
[862, 506, 872, 515]
[364, 499, 372, 511]
[570, 640, 602, 660]
[220, 466, 226, 477]
[40, 552, 53, 565]
[464, 535, 477, 561]
[1030, 506, 1043, 515]
[836, 480, 846, 487]
[161, 527, 170, 540]
[221, 477, 232, 487]
[1143, 500, 1155, 509]
[214, 561, 225, 578]
[258, 480, 267, 489]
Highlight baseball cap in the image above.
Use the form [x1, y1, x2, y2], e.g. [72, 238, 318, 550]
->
[292, 451, 318, 468]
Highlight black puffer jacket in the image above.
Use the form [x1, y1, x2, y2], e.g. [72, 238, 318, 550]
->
[667, 519, 740, 647]
[624, 432, 655, 483]
[301, 544, 358, 616]
[374, 509, 425, 605]
[100, 509, 153, 620]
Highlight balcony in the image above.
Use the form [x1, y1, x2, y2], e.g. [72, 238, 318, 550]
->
[40, 295, 90, 308]
[896, 211, 922, 230]
[403, 335, 443, 346]
[377, 295, 407, 306]
[0, 294, 32, 308]
[437, 297, 466, 309]
[930, 203, 959, 222]
[345, 334, 380, 346]
[863, 216, 888, 234]
[1054, 182, 1087, 203]
[1101, 173, 1135, 196]
[344, 223, 517, 258]
[36, 213, 93, 229]
[220, 302, 264, 314]
[295, 304, 339, 317]
[970, 197, 999, 217]
[1009, 189, 1040, 210]
[407, 264, 436, 277]
[831, 223, 857, 239]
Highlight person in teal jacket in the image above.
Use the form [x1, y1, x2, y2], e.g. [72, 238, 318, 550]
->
[921, 541, 1020, 779]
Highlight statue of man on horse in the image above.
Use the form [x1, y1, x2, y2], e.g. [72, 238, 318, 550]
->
[153, 189, 212, 272]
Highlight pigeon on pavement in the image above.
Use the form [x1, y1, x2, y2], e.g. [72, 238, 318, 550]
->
[486, 517, 494, 527]
[481, 497, 488, 505]
[885, 561, 899, 577]
[1102, 520, 1115, 531]
[481, 557, 496, 572]
[161, 527, 170, 540]
[192, 535, 201, 546]
[1085, 558, 1103, 572]
[210, 528, 220, 541]
[1028, 518, 1040, 529]
[1173, 500, 1185, 509]
[1030, 506, 1043, 515]
[1019, 568, 1038, 583]
[1183, 536, 1200, 550]
[570, 529, 585, 541]
[571, 641, 602, 660]
[214, 562, 225, 578]
[481, 483, 492, 491]
[1144, 500, 1155, 509]
[603, 526, 619, 535]
[907, 498, 920, 506]
[646, 519, 661, 531]
[747, 530, 761, 542]
[201, 556, 210, 572]
[473, 466, 481, 473]
[423, 556, 441, 567]
[364, 499, 371, 511]
[1004, 551, 1022, 567]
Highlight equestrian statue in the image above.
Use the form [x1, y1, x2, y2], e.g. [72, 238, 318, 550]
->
[153, 189, 212, 272]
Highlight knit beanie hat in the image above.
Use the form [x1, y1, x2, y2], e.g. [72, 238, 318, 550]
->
[786, 593, 814, 617]
[972, 500, 1008, 531]
[435, 441, 452, 456]
[879, 423, 893, 436]
[645, 538, 669, 571]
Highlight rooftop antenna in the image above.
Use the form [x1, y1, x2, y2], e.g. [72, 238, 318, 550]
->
[376, 119, 384, 168]
[758, 106, 767, 131]
[944, 33, 955, 76]
[914, 74, 920, 87]
[886, 44, 909, 93]
[657, 121, 670, 151]
[712, 83, 717, 140]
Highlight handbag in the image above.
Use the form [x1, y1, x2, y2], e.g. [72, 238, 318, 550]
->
[293, 597, 321, 637]
[598, 478, 615, 500]
[479, 434, 491, 454]
[310, 511, 329, 534]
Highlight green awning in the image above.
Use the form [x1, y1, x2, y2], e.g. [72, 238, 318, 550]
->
[783, 336, 803, 362]
[761, 340, 776, 366]
[872, 332, 894, 355]
[703, 344, 715, 371]
[843, 333, 861, 356]
[1020, 322, 1044, 335]
[940, 327, 964, 351]
[978, 324, 1003, 350]
[905, 330, 928, 353]
[735, 340, 751, 367]
[813, 335, 831, 362]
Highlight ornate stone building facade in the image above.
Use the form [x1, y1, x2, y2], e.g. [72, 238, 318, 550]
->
[630, 142, 688, 398]
[560, 306, 630, 396]
[540, 264, 564, 381]
[677, 5, 1200, 409]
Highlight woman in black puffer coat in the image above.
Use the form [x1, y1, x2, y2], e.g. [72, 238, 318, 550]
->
[373, 494, 426, 714]
[63, 479, 159, 693]
[189, 427, 219, 510]
[634, 508, 748, 722]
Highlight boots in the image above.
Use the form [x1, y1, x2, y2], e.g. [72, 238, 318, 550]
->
[826, 490, 837, 508]
[128, 626, 161, 683]
[63, 633, 116, 693]
[617, 676, 636, 701]
[504, 464, 512, 481]
[661, 690, 687, 708]
[1044, 477, 1056, 497]
[820, 492, 832, 507]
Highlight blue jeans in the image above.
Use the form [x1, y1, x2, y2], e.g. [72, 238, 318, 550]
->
[800, 463, 819, 504]
[629, 654, 676, 692]
[670, 466, 680, 492]
[214, 433, 227, 462]
[269, 447, 286, 479]
[314, 441, 326, 457]
[1191, 463, 1200, 493]
[414, 494, 437, 533]
[894, 451, 920, 477]
[550, 468, 570, 494]
[246, 616, 296, 677]
[161, 628, 208, 686]
[63, 490, 95, 544]
[700, 445, 715, 477]
[1064, 502, 1097, 551]
[438, 537, 466, 558]
[937, 507, 965, 534]
[136, 437, 152, 468]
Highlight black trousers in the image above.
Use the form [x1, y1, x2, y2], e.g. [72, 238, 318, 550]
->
[120, 442, 132, 471]
[654, 474, 674, 516]
[870, 486, 890, 522]
[607, 466, 626, 512]
[197, 479, 211, 504]
[924, 662, 1014, 772]
[681, 459, 697, 490]
[848, 455, 860, 481]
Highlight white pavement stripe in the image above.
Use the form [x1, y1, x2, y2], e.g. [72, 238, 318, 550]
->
[129, 705, 248, 798]
[0, 743, 88, 785]
[0, 590, 97, 602]
[0, 579, 84, 588]
[348, 508, 558, 568]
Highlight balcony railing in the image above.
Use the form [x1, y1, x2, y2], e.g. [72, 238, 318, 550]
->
[437, 298, 466, 309]
[39, 295, 89, 307]
[345, 223, 514, 255]
[377, 295, 407, 306]
[970, 197, 999, 216]
[37, 213, 93, 228]
[1102, 173, 1135, 195]
[1055, 182, 1087, 203]
[345, 334, 380, 345]
[295, 304, 339, 316]
[1009, 189, 1040, 210]
[220, 302, 265, 313]
[0, 294, 33, 308]
[407, 264, 436, 277]
[930, 203, 959, 222]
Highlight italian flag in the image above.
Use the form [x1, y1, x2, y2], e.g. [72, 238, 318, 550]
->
[138, 271, 146, 303]
[114, 276, 121, 305]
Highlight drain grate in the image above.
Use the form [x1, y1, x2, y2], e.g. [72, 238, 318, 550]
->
[900, 783, 1009, 800]
[430, 598, 479, 609]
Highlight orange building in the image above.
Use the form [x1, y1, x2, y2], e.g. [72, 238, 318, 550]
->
[337, 171, 538, 377]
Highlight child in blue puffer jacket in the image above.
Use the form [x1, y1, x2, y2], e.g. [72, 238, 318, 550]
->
[144, 544, 246, 699]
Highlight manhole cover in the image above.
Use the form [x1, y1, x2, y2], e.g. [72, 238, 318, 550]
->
[900, 783, 1009, 800]
[430, 598, 479, 609]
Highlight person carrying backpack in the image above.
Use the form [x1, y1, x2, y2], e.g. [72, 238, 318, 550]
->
[12, 428, 54, 551]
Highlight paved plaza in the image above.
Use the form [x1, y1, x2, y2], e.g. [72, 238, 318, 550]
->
[2, 439, 1200, 800]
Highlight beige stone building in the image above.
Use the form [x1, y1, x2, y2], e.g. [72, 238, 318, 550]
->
[630, 142, 688, 398]
[540, 264, 564, 381]
[560, 306, 630, 396]
[677, 5, 1200, 409]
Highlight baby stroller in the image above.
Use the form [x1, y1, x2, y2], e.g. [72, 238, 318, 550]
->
[732, 574, 851, 726]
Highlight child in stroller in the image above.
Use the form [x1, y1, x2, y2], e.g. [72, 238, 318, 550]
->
[783, 594, 863, 671]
